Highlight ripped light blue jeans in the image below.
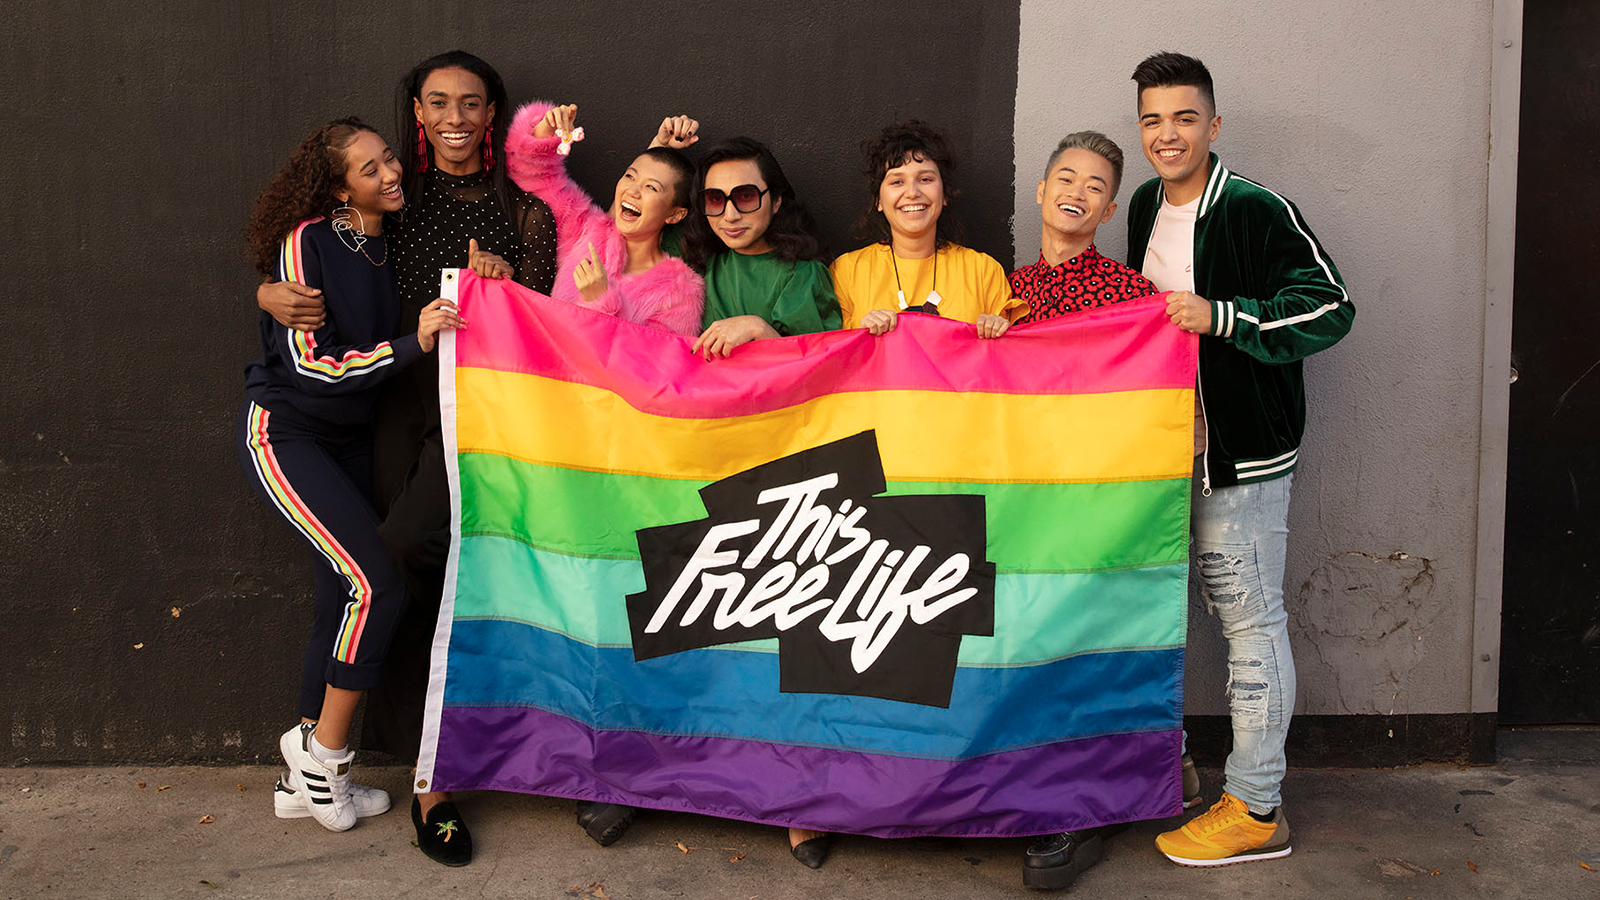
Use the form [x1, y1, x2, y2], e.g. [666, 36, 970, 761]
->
[1190, 470, 1295, 813]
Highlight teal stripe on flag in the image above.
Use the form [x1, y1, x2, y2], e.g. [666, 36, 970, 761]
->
[453, 534, 1186, 666]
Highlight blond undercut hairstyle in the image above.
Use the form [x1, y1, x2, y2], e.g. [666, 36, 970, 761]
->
[1043, 131, 1126, 200]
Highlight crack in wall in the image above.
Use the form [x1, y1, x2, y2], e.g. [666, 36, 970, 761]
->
[1291, 551, 1440, 715]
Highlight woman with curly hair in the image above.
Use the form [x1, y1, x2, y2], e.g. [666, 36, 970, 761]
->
[681, 136, 841, 360]
[831, 120, 1026, 337]
[238, 118, 460, 837]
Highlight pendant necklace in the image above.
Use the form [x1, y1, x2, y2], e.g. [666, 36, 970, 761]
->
[891, 244, 941, 310]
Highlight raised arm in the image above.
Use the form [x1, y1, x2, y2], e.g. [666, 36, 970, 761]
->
[648, 115, 700, 150]
[504, 101, 608, 267]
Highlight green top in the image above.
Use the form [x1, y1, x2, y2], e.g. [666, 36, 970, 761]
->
[699, 251, 842, 335]
[659, 223, 684, 257]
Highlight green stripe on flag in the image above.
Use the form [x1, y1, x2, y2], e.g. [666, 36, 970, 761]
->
[459, 452, 1188, 575]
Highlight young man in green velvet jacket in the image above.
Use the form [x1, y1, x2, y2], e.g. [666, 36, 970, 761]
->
[1127, 51, 1353, 868]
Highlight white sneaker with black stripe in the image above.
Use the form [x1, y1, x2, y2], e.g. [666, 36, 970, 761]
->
[273, 771, 390, 819]
[279, 722, 357, 832]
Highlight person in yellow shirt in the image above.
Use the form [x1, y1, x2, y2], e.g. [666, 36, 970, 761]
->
[831, 120, 1027, 336]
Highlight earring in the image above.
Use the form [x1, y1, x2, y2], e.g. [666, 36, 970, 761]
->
[416, 118, 429, 172]
[331, 201, 368, 254]
[482, 121, 495, 171]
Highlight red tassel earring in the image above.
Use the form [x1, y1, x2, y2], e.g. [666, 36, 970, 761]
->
[482, 121, 495, 171]
[416, 118, 429, 172]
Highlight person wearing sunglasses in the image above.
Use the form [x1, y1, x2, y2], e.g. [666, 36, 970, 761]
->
[681, 137, 841, 360]
[831, 120, 1027, 337]
[503, 101, 705, 338]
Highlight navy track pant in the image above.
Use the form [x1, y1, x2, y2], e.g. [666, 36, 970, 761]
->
[236, 400, 409, 719]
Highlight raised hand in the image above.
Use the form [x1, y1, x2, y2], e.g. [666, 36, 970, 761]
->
[649, 115, 699, 150]
[535, 103, 579, 140]
[573, 241, 608, 304]
[467, 238, 513, 279]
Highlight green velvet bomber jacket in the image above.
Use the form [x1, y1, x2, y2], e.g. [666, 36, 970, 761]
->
[1127, 153, 1354, 489]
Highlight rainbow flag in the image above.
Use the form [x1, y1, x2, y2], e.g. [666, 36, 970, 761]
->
[417, 270, 1195, 837]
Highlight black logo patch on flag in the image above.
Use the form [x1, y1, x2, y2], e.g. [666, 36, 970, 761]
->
[625, 431, 995, 707]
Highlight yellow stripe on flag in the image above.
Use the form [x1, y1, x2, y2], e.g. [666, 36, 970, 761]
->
[455, 367, 1193, 484]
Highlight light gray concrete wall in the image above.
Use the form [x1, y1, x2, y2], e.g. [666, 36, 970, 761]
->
[1014, 1, 1497, 717]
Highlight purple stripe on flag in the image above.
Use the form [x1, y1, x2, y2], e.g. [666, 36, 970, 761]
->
[432, 706, 1182, 838]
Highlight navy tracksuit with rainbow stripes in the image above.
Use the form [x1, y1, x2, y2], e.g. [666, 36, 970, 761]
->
[239, 217, 423, 718]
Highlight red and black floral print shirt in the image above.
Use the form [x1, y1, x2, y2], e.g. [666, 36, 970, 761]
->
[1010, 245, 1157, 324]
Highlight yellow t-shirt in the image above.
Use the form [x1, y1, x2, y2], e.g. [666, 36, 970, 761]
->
[830, 243, 1028, 329]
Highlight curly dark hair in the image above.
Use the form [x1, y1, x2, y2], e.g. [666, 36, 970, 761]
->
[681, 137, 824, 272]
[245, 118, 376, 275]
[853, 120, 964, 249]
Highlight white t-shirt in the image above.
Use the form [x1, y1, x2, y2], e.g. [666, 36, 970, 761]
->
[1142, 195, 1206, 457]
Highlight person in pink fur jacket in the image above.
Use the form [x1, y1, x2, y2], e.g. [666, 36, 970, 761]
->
[504, 101, 704, 336]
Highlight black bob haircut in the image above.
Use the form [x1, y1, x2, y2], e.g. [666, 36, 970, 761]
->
[634, 146, 695, 210]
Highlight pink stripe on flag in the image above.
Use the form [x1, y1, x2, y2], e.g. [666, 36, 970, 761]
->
[451, 271, 1192, 420]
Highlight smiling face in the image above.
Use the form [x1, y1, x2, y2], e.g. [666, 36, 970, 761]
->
[1036, 147, 1118, 243]
[1138, 84, 1220, 204]
[612, 153, 688, 239]
[703, 158, 780, 255]
[337, 130, 404, 226]
[413, 66, 494, 176]
[876, 152, 945, 248]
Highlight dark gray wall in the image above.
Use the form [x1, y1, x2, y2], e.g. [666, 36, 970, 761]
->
[0, 1, 1020, 764]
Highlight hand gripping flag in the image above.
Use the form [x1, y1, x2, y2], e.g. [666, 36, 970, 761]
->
[417, 270, 1195, 837]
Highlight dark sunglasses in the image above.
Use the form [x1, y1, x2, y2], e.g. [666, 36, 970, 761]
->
[700, 184, 770, 216]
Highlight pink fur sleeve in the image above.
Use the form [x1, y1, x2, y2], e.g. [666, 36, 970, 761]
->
[504, 101, 605, 268]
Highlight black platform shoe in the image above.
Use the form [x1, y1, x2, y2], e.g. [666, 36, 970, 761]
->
[1021, 827, 1106, 890]
[790, 833, 832, 869]
[576, 801, 638, 847]
[412, 796, 472, 867]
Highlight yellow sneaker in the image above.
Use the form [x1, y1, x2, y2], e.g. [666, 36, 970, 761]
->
[1155, 792, 1292, 867]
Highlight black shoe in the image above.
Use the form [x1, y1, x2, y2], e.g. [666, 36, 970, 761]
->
[1021, 827, 1106, 890]
[790, 833, 832, 869]
[575, 801, 637, 847]
[412, 796, 472, 867]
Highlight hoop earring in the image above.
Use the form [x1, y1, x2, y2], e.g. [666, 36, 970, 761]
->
[482, 121, 495, 171]
[416, 118, 429, 172]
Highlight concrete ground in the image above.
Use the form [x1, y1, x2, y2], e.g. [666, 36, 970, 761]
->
[1, 730, 1596, 900]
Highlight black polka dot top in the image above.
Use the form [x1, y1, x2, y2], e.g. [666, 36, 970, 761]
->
[385, 167, 557, 426]
[390, 167, 557, 322]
